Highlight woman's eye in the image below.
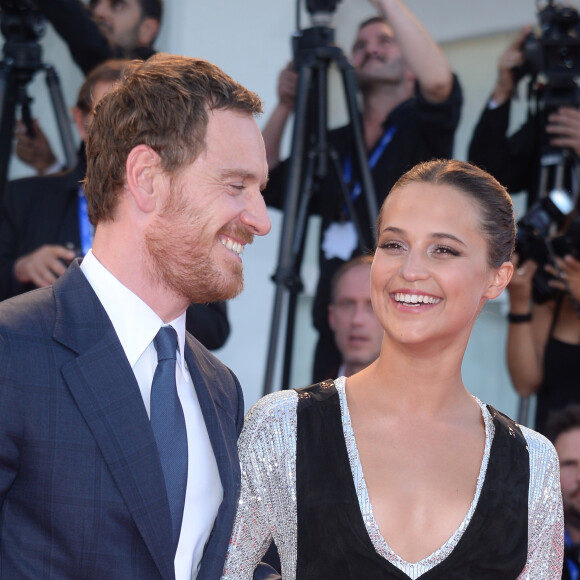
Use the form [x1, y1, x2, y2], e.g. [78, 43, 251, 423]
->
[433, 245, 459, 256]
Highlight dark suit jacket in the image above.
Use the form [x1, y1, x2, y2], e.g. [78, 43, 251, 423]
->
[0, 164, 230, 349]
[0, 261, 244, 579]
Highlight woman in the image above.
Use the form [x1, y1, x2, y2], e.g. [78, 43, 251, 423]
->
[222, 160, 563, 579]
[507, 213, 580, 435]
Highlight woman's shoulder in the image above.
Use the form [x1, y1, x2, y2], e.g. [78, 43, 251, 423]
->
[520, 425, 559, 463]
[239, 389, 299, 446]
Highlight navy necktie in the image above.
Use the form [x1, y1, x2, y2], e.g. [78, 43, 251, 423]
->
[150, 326, 188, 550]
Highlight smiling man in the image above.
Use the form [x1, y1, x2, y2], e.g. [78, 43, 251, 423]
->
[0, 54, 271, 580]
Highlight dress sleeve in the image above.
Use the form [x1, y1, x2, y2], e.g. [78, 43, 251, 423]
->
[222, 390, 299, 580]
[518, 428, 564, 579]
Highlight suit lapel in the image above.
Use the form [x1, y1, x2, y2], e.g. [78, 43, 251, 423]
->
[184, 337, 240, 578]
[53, 263, 175, 580]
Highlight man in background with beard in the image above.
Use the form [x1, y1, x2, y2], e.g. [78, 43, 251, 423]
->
[545, 405, 580, 579]
[0, 53, 271, 580]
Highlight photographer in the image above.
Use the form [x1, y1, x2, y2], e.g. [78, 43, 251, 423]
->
[469, 23, 580, 209]
[39, 0, 161, 76]
[11, 0, 162, 177]
[507, 209, 580, 434]
[263, 0, 462, 382]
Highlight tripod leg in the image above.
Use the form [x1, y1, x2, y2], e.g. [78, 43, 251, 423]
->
[338, 55, 378, 238]
[263, 61, 316, 395]
[44, 65, 78, 170]
[0, 64, 19, 201]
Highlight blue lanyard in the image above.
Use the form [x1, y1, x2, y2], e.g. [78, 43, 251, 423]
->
[77, 187, 94, 256]
[342, 124, 397, 206]
[566, 528, 580, 580]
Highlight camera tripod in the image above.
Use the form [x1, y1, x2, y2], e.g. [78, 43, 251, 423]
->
[262, 20, 378, 396]
[0, 9, 76, 199]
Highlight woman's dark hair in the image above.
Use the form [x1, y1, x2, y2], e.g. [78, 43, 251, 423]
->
[378, 159, 516, 268]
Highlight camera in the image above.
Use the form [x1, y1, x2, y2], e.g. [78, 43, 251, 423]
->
[0, 0, 43, 44]
[520, 1, 580, 84]
[516, 188, 577, 302]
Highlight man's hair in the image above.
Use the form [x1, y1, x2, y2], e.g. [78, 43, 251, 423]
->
[358, 15, 389, 32]
[84, 53, 263, 224]
[139, 0, 163, 21]
[544, 405, 580, 444]
[330, 255, 373, 304]
[76, 59, 130, 115]
[89, 0, 163, 22]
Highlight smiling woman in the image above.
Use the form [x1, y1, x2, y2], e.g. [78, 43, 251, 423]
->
[222, 159, 564, 580]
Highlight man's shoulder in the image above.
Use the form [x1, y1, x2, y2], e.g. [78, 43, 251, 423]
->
[0, 286, 56, 334]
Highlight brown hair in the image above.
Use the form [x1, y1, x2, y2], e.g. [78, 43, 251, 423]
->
[545, 405, 580, 444]
[377, 159, 516, 268]
[84, 53, 262, 224]
[76, 59, 130, 115]
[330, 255, 373, 304]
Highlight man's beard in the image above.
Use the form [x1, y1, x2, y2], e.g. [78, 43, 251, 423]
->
[144, 191, 252, 304]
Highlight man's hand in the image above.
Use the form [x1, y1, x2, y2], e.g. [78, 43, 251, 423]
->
[508, 253, 537, 309]
[492, 25, 533, 105]
[277, 62, 298, 111]
[547, 254, 580, 302]
[546, 107, 580, 157]
[14, 119, 58, 175]
[13, 245, 77, 288]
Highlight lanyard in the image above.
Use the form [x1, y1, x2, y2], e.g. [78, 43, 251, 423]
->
[566, 528, 580, 580]
[77, 186, 94, 256]
[342, 124, 397, 206]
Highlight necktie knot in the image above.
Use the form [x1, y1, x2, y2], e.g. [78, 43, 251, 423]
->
[154, 326, 178, 362]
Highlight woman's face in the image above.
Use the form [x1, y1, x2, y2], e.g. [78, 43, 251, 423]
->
[371, 182, 511, 350]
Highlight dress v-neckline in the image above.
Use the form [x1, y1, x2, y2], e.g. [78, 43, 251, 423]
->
[334, 376, 494, 579]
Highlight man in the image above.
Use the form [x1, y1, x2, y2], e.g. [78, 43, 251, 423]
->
[262, 0, 462, 381]
[0, 53, 271, 579]
[40, 0, 161, 76]
[1, 59, 230, 350]
[15, 0, 162, 175]
[545, 405, 580, 579]
[328, 255, 383, 377]
[469, 26, 580, 209]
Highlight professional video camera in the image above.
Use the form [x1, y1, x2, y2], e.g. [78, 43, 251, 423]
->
[516, 0, 580, 114]
[0, 0, 43, 44]
[516, 188, 577, 302]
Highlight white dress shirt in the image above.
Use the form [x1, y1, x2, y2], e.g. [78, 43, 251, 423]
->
[81, 250, 223, 579]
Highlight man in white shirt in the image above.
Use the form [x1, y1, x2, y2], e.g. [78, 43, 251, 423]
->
[0, 53, 271, 580]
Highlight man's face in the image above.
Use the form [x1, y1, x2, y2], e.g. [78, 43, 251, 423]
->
[90, 0, 152, 49]
[351, 21, 408, 89]
[555, 428, 580, 518]
[144, 108, 271, 304]
[328, 264, 383, 373]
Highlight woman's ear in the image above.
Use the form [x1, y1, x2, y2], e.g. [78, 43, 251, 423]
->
[485, 261, 514, 300]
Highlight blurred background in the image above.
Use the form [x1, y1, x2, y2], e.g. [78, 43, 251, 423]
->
[3, 0, 546, 415]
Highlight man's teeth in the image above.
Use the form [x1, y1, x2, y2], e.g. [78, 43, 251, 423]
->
[221, 238, 243, 256]
[394, 293, 441, 305]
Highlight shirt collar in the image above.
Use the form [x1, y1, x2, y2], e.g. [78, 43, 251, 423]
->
[80, 250, 187, 369]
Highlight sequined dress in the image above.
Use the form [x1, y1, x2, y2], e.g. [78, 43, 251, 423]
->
[222, 377, 563, 579]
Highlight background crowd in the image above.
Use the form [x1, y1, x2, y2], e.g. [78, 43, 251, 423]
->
[0, 0, 571, 417]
